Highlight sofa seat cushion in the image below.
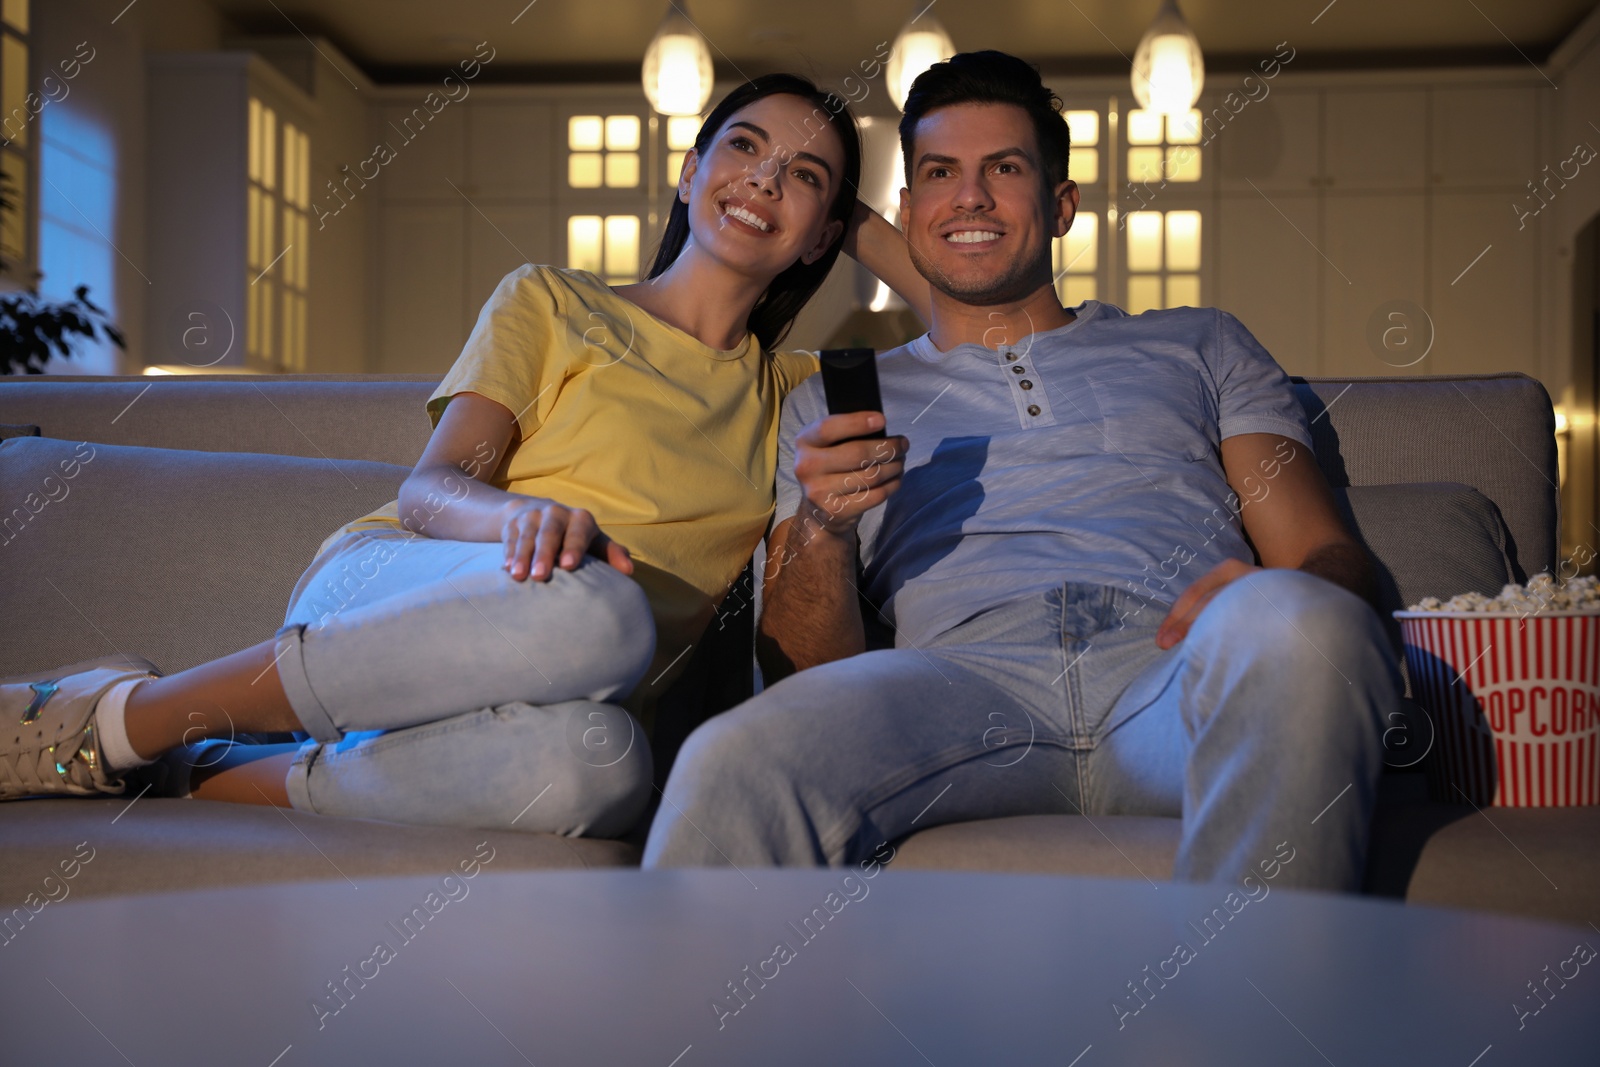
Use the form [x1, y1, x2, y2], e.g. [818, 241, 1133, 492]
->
[0, 797, 638, 906]
[891, 772, 1600, 928]
[0, 436, 408, 677]
[1363, 800, 1600, 927]
[893, 814, 1181, 883]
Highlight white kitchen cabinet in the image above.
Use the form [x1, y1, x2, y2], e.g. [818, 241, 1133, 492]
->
[376, 202, 465, 374]
[1216, 192, 1322, 377]
[1216, 90, 1321, 194]
[1432, 86, 1541, 190]
[465, 203, 553, 337]
[466, 102, 555, 199]
[1324, 90, 1428, 191]
[145, 53, 315, 372]
[355, 79, 1547, 384]
[371, 101, 467, 199]
[1321, 193, 1428, 377]
[1429, 192, 1540, 377]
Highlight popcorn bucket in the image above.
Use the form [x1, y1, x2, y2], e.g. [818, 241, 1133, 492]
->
[1393, 611, 1600, 806]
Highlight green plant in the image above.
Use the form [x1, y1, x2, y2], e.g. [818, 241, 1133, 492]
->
[0, 284, 126, 374]
[0, 168, 126, 374]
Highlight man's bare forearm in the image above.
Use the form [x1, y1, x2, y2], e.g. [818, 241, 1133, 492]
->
[757, 506, 867, 685]
[1299, 540, 1379, 610]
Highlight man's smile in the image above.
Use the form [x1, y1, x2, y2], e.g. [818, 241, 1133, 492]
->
[940, 221, 1006, 246]
[944, 229, 1003, 245]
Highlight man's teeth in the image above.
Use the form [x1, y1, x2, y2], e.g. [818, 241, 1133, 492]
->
[946, 230, 1001, 244]
[724, 204, 771, 232]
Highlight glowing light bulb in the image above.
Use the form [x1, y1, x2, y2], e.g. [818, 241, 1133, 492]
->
[887, 13, 956, 112]
[642, 3, 713, 117]
[1132, 0, 1205, 118]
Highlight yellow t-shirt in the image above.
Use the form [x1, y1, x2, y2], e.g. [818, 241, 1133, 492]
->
[319, 264, 820, 731]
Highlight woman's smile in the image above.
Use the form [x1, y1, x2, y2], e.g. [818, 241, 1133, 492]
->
[718, 198, 776, 234]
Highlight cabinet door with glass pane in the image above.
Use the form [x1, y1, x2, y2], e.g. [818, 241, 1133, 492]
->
[0, 0, 30, 279]
[247, 96, 312, 371]
[1051, 96, 1212, 316]
[559, 105, 650, 286]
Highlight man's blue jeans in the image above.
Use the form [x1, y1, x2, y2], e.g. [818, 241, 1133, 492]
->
[643, 569, 1403, 891]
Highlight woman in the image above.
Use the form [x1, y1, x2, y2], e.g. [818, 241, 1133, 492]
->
[1, 74, 893, 838]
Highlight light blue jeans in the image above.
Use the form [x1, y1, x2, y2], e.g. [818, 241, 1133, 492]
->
[643, 569, 1403, 891]
[270, 528, 656, 837]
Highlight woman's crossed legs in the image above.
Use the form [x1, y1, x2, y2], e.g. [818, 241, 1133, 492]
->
[124, 529, 656, 836]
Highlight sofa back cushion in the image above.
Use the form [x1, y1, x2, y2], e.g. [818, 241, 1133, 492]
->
[0, 371, 1557, 581]
[1334, 482, 1515, 695]
[0, 436, 406, 676]
[1294, 373, 1556, 581]
[0, 375, 437, 467]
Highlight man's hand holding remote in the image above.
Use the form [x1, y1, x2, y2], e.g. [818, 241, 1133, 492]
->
[792, 412, 909, 538]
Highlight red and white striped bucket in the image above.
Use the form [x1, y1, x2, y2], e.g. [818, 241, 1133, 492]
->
[1394, 611, 1600, 807]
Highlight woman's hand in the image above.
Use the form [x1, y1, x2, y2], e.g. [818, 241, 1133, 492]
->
[501, 497, 633, 581]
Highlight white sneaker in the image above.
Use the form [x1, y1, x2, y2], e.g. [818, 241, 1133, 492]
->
[0, 654, 162, 800]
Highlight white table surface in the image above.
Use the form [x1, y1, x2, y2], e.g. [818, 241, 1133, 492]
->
[2, 867, 1596, 1065]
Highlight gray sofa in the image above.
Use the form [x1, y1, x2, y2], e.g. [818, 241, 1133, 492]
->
[2, 371, 1596, 928]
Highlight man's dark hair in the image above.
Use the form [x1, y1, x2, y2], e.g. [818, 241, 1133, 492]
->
[898, 50, 1071, 191]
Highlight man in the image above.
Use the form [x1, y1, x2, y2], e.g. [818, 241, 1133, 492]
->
[643, 51, 1401, 891]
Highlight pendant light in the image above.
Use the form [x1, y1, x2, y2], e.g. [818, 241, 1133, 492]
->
[1131, 0, 1204, 117]
[886, 6, 956, 112]
[642, 1, 714, 116]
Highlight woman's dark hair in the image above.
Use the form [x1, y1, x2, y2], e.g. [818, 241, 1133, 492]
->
[898, 50, 1071, 191]
[645, 73, 861, 351]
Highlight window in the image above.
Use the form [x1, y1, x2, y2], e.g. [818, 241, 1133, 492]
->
[1121, 108, 1203, 312]
[279, 118, 310, 371]
[561, 100, 657, 287]
[1049, 95, 1205, 314]
[1125, 208, 1201, 313]
[0, 0, 29, 275]
[1126, 107, 1202, 188]
[665, 114, 700, 184]
[1064, 109, 1099, 186]
[568, 114, 642, 189]
[247, 97, 310, 370]
[567, 214, 640, 285]
[1052, 104, 1105, 307]
[1053, 211, 1098, 307]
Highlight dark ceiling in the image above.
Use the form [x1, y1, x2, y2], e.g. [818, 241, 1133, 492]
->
[212, 0, 1599, 86]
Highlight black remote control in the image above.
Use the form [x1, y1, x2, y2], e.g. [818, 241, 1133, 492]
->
[818, 348, 886, 440]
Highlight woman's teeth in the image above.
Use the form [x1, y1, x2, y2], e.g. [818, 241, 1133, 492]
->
[946, 230, 1001, 244]
[724, 204, 771, 232]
